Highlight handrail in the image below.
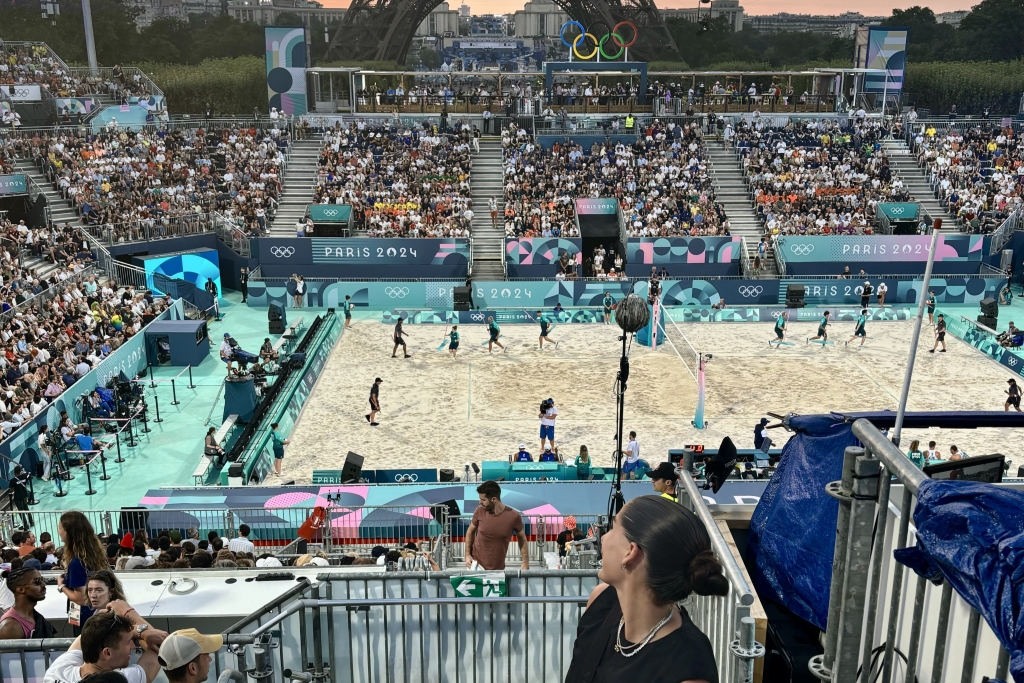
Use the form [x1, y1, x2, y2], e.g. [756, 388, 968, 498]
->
[677, 473, 755, 606]
[83, 231, 147, 290]
[739, 235, 752, 277]
[771, 239, 787, 275]
[851, 419, 927, 494]
[989, 208, 1019, 255]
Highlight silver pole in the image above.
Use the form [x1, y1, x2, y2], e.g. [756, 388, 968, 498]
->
[81, 0, 99, 76]
[892, 219, 942, 445]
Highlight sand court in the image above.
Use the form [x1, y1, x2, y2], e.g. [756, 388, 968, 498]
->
[281, 317, 1024, 483]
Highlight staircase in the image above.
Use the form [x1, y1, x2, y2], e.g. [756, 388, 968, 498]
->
[468, 137, 505, 281]
[11, 159, 79, 279]
[270, 137, 321, 236]
[881, 138, 948, 225]
[706, 141, 778, 277]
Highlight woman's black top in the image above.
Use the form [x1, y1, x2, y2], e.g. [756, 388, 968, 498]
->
[564, 586, 719, 683]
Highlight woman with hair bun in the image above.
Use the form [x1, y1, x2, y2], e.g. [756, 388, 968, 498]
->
[565, 495, 729, 683]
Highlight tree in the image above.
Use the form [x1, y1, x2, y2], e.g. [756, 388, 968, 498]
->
[880, 7, 956, 62]
[418, 46, 441, 69]
[957, 0, 1024, 62]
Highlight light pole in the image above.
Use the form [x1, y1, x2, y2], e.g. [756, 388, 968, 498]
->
[81, 0, 99, 76]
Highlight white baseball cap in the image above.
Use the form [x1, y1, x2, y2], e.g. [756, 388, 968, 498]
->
[518, 443, 525, 449]
[158, 629, 223, 670]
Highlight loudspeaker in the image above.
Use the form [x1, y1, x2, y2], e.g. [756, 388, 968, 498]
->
[430, 499, 461, 525]
[980, 297, 999, 318]
[228, 462, 244, 478]
[979, 315, 998, 329]
[453, 286, 472, 311]
[1018, 465, 1024, 478]
[269, 320, 285, 335]
[439, 468, 455, 482]
[268, 304, 283, 321]
[119, 507, 149, 535]
[342, 451, 364, 483]
[785, 284, 806, 308]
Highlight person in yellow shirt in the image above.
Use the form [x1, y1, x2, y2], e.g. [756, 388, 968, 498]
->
[644, 462, 679, 502]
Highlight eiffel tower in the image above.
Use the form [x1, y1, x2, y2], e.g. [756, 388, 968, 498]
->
[326, 0, 679, 64]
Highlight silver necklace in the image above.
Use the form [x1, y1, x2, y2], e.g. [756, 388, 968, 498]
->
[614, 609, 674, 657]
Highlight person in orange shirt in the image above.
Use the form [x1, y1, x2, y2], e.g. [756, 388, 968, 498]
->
[15, 530, 36, 557]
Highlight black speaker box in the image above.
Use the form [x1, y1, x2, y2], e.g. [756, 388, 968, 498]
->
[119, 507, 149, 535]
[1018, 465, 1024, 478]
[269, 320, 285, 335]
[786, 284, 805, 298]
[268, 305, 282, 321]
[453, 286, 472, 303]
[978, 315, 998, 329]
[342, 451, 364, 483]
[439, 468, 455, 482]
[980, 297, 999, 317]
[228, 462, 244, 478]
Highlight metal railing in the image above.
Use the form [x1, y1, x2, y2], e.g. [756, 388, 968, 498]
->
[213, 213, 252, 257]
[82, 231, 147, 290]
[875, 209, 894, 235]
[988, 208, 1019, 255]
[772, 238, 787, 275]
[0, 264, 99, 329]
[80, 212, 219, 246]
[739, 235, 752, 277]
[808, 420, 1012, 683]
[67, 65, 165, 100]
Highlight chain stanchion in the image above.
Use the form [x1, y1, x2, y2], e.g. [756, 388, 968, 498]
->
[187, 365, 195, 389]
[114, 428, 125, 463]
[148, 363, 156, 388]
[99, 449, 110, 481]
[141, 400, 151, 433]
[171, 378, 179, 405]
[83, 456, 96, 495]
[126, 414, 138, 446]
[153, 392, 162, 423]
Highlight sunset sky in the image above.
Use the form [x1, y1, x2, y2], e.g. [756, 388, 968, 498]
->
[316, 0, 978, 15]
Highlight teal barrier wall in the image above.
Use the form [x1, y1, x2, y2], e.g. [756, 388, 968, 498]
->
[226, 312, 342, 484]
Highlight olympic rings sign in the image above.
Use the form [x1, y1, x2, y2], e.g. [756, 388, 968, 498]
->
[270, 246, 295, 258]
[560, 21, 638, 60]
[790, 244, 815, 256]
[738, 286, 763, 298]
[385, 287, 410, 299]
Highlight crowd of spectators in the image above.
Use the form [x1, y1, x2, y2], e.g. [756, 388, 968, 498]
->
[733, 118, 908, 236]
[0, 217, 182, 455]
[6, 125, 288, 241]
[912, 124, 1023, 233]
[502, 120, 728, 241]
[315, 120, 475, 238]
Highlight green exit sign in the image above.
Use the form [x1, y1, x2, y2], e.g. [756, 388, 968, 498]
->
[312, 470, 343, 485]
[450, 574, 508, 598]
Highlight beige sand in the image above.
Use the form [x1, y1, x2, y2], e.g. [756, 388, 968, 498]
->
[281, 319, 1021, 483]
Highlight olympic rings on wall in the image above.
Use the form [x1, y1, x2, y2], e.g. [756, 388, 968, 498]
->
[559, 21, 638, 60]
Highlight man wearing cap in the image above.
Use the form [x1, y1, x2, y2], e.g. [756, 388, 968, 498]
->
[860, 281, 873, 310]
[367, 377, 382, 426]
[645, 462, 679, 502]
[43, 601, 165, 683]
[159, 629, 223, 683]
[219, 334, 235, 375]
[540, 445, 559, 463]
[514, 444, 532, 462]
[753, 418, 773, 453]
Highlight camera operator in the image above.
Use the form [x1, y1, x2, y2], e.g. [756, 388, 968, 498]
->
[220, 333, 235, 375]
[8, 466, 32, 529]
[539, 398, 558, 453]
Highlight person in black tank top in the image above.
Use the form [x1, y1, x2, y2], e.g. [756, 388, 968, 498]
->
[565, 496, 728, 683]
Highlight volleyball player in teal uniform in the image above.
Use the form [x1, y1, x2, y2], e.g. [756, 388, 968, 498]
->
[807, 310, 830, 344]
[536, 310, 558, 349]
[769, 312, 787, 347]
[486, 316, 505, 353]
[846, 310, 869, 347]
[448, 325, 460, 359]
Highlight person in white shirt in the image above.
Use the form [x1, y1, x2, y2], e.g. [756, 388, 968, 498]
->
[220, 333, 235, 374]
[43, 601, 165, 683]
[226, 524, 256, 554]
[876, 281, 888, 307]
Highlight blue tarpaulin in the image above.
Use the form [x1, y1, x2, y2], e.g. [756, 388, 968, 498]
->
[894, 479, 1024, 682]
[747, 413, 856, 628]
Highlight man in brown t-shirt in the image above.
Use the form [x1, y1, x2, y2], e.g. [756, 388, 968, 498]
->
[465, 481, 529, 570]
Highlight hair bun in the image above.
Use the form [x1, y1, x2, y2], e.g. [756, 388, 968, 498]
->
[688, 549, 729, 597]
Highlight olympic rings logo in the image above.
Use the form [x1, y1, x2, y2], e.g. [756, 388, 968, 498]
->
[889, 206, 905, 215]
[470, 312, 485, 322]
[394, 473, 419, 482]
[385, 287, 410, 298]
[270, 246, 295, 258]
[322, 208, 339, 216]
[560, 21, 638, 60]
[738, 286, 763, 298]
[8, 88, 32, 98]
[790, 244, 815, 256]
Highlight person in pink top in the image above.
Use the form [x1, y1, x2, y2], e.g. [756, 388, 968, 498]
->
[0, 566, 54, 639]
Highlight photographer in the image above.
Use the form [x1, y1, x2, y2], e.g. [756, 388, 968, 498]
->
[8, 466, 32, 529]
[539, 398, 558, 453]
